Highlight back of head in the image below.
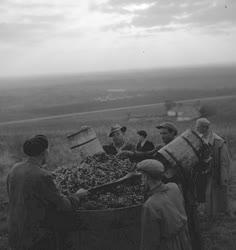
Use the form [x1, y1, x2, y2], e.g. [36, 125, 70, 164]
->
[23, 135, 48, 157]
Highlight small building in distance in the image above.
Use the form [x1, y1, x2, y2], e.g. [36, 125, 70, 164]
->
[166, 101, 201, 122]
[95, 89, 132, 102]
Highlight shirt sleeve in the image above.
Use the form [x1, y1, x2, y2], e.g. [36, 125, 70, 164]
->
[39, 173, 74, 211]
[140, 204, 161, 250]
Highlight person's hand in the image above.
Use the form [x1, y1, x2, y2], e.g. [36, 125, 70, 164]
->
[75, 188, 89, 198]
[125, 172, 142, 179]
[117, 150, 134, 159]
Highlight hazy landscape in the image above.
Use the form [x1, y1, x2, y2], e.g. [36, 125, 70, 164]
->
[0, 66, 236, 249]
[0, 65, 236, 122]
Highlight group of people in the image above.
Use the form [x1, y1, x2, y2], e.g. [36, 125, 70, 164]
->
[6, 118, 231, 250]
[102, 118, 231, 250]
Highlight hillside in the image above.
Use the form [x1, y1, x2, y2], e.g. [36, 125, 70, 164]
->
[0, 65, 235, 122]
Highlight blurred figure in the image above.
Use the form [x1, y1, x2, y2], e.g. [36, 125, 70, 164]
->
[136, 130, 154, 153]
[103, 124, 135, 155]
[7, 135, 88, 250]
[138, 159, 192, 250]
[195, 118, 231, 217]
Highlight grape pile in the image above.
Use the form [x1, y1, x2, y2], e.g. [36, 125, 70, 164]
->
[53, 153, 145, 210]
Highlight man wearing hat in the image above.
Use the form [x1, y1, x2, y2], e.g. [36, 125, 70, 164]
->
[138, 159, 192, 250]
[103, 124, 135, 155]
[120, 121, 178, 160]
[195, 118, 231, 217]
[156, 122, 178, 149]
[7, 135, 88, 250]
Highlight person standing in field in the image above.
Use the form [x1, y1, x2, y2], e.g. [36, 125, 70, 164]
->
[103, 124, 135, 155]
[195, 118, 231, 217]
[7, 135, 88, 250]
[138, 159, 192, 250]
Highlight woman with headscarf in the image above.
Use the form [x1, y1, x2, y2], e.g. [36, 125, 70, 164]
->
[7, 135, 88, 250]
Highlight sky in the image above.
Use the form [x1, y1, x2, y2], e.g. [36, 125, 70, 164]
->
[1, 0, 236, 77]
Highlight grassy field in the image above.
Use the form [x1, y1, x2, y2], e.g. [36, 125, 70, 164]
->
[0, 95, 236, 249]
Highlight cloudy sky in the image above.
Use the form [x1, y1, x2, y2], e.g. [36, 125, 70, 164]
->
[1, 0, 236, 77]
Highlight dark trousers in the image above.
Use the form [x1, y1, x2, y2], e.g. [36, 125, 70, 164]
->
[28, 233, 58, 250]
[195, 173, 208, 203]
[186, 203, 204, 250]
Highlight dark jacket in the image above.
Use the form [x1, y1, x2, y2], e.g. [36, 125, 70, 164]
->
[131, 143, 163, 163]
[141, 183, 192, 250]
[103, 142, 135, 156]
[136, 140, 155, 153]
[7, 160, 77, 250]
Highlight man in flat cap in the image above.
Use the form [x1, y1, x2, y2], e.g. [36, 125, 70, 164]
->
[138, 159, 192, 250]
[103, 124, 135, 155]
[195, 118, 231, 217]
[7, 135, 88, 250]
[156, 122, 178, 149]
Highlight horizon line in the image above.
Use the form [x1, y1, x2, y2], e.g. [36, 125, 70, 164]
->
[1, 62, 236, 80]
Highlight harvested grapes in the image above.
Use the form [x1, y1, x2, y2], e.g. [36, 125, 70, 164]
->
[53, 154, 145, 210]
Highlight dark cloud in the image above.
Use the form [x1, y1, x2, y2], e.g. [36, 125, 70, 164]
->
[1, 0, 235, 44]
[97, 0, 236, 32]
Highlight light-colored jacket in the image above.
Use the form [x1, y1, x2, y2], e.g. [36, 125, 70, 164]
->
[205, 132, 231, 216]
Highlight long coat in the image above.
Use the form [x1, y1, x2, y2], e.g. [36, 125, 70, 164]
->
[205, 133, 231, 217]
[133, 140, 203, 250]
[140, 182, 192, 250]
[7, 160, 76, 250]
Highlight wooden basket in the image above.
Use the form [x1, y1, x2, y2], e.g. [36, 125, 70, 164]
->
[67, 126, 104, 160]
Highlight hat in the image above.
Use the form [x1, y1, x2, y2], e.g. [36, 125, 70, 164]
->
[109, 124, 127, 137]
[137, 130, 147, 138]
[23, 135, 48, 157]
[156, 122, 178, 134]
[137, 159, 164, 179]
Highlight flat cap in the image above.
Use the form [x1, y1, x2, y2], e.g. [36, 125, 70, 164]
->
[23, 135, 48, 157]
[109, 124, 127, 137]
[137, 159, 164, 178]
[156, 122, 178, 133]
